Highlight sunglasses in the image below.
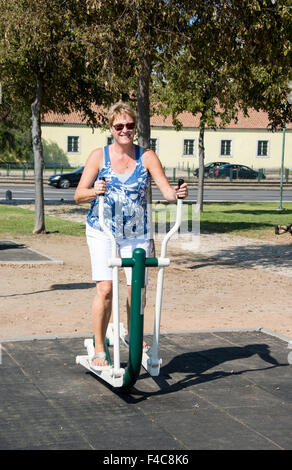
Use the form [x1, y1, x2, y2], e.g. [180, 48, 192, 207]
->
[112, 122, 135, 131]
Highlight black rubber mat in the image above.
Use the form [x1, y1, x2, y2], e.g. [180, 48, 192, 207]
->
[0, 330, 291, 451]
[0, 240, 62, 264]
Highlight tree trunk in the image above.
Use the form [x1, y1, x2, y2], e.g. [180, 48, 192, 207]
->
[31, 78, 45, 233]
[137, 55, 151, 148]
[137, 54, 155, 256]
[196, 122, 205, 213]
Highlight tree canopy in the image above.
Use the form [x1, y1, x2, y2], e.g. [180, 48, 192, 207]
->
[0, 0, 291, 225]
[152, 0, 292, 211]
[0, 0, 113, 232]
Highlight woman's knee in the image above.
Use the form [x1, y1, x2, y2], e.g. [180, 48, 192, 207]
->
[96, 281, 112, 300]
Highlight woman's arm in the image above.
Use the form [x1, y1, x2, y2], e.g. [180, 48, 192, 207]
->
[143, 149, 188, 202]
[74, 148, 105, 204]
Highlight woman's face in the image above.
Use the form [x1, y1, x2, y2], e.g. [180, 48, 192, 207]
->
[111, 113, 136, 144]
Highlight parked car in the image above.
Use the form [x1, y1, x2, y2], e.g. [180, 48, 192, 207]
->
[193, 161, 230, 178]
[214, 164, 266, 179]
[48, 166, 84, 188]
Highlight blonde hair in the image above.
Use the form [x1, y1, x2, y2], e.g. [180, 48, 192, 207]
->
[107, 101, 136, 127]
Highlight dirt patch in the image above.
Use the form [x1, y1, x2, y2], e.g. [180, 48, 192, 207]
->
[1, 213, 292, 340]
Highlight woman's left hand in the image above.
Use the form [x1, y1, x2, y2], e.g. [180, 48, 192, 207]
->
[175, 182, 188, 199]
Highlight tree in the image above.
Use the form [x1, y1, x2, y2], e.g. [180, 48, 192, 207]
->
[0, 109, 32, 163]
[154, 59, 242, 212]
[74, 0, 198, 252]
[1, 0, 197, 236]
[153, 2, 243, 212]
[229, 0, 292, 129]
[0, 85, 32, 162]
[0, 0, 111, 233]
[76, 0, 195, 139]
[153, 0, 292, 212]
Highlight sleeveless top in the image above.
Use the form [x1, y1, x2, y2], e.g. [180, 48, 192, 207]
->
[86, 144, 150, 240]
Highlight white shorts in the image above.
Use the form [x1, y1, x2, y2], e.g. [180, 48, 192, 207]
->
[86, 223, 150, 285]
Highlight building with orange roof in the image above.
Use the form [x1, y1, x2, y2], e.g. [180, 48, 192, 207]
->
[41, 108, 291, 170]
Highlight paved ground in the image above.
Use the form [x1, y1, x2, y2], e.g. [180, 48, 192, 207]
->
[1, 330, 291, 451]
[0, 240, 63, 264]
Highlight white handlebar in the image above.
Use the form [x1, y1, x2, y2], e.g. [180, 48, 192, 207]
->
[98, 195, 117, 258]
[160, 198, 183, 258]
[98, 193, 121, 375]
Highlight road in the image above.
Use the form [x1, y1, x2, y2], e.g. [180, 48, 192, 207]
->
[1, 183, 292, 203]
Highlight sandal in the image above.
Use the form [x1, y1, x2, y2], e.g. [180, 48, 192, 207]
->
[90, 352, 110, 371]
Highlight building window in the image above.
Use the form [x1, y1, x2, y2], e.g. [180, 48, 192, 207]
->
[257, 140, 268, 157]
[221, 140, 232, 156]
[150, 138, 158, 153]
[183, 139, 195, 156]
[67, 136, 80, 153]
[107, 136, 114, 145]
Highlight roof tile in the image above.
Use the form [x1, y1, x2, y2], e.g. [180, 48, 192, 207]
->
[42, 107, 292, 129]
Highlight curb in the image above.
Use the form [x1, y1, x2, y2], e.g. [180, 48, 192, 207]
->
[1, 327, 291, 344]
[1, 179, 291, 190]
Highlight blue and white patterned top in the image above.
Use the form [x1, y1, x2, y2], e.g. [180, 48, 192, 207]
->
[87, 144, 150, 240]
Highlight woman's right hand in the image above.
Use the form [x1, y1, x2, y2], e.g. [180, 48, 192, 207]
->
[93, 178, 107, 196]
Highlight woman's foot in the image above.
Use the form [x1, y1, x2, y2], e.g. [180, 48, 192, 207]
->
[90, 351, 109, 370]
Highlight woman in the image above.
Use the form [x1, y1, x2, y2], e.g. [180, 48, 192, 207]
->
[74, 101, 188, 369]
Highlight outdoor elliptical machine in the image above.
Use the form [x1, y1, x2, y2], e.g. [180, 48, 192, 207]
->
[76, 179, 184, 392]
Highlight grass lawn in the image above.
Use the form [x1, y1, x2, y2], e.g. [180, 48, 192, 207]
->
[154, 201, 292, 238]
[1, 202, 292, 238]
[200, 202, 292, 237]
[0, 204, 85, 237]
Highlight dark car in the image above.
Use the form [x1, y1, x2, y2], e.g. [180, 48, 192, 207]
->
[48, 166, 84, 188]
[214, 164, 266, 179]
[193, 161, 230, 178]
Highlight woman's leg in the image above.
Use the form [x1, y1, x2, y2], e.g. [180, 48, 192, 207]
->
[92, 280, 112, 366]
